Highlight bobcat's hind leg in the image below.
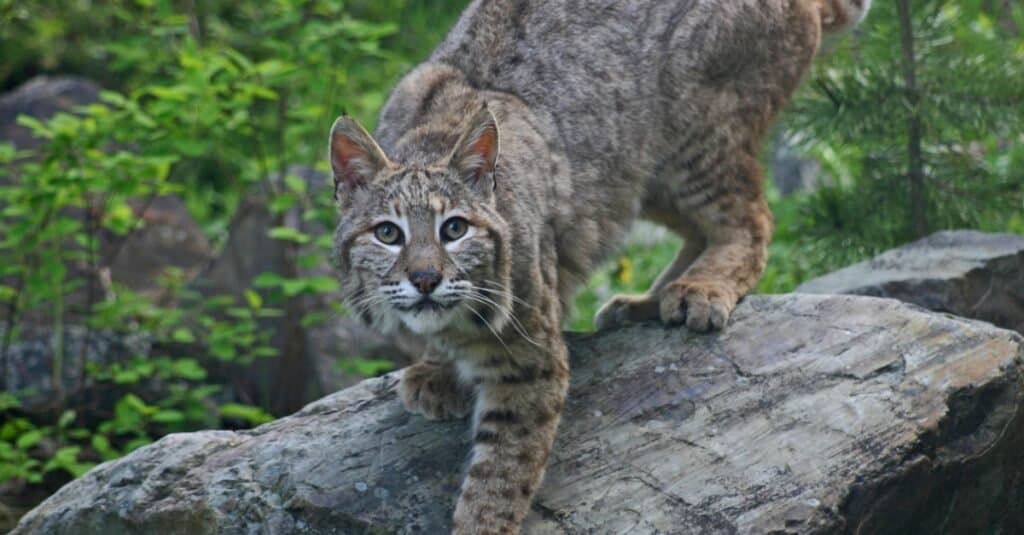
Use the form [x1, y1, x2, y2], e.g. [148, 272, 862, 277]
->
[594, 220, 706, 331]
[658, 154, 772, 332]
[399, 359, 474, 421]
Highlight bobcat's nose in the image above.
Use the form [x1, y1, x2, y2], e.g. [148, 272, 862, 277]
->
[409, 269, 442, 295]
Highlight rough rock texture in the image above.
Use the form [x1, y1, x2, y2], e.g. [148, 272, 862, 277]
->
[14, 294, 1024, 534]
[797, 230, 1024, 334]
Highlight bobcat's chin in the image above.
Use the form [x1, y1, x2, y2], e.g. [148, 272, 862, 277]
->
[398, 305, 461, 335]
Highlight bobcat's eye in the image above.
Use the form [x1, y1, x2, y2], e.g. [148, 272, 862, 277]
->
[440, 217, 469, 242]
[373, 222, 403, 245]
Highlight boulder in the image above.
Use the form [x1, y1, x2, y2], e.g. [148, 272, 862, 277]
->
[0, 76, 100, 155]
[13, 294, 1024, 534]
[797, 230, 1024, 334]
[102, 196, 214, 301]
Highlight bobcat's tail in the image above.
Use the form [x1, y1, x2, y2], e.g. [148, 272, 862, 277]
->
[816, 0, 871, 33]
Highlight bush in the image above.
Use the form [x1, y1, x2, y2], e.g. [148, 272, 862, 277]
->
[0, 0, 469, 513]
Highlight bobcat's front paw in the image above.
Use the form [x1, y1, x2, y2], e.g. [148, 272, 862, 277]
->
[659, 279, 737, 332]
[399, 361, 473, 421]
[593, 293, 661, 331]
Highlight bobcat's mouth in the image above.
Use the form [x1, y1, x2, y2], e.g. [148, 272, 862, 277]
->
[395, 297, 461, 335]
[398, 297, 456, 313]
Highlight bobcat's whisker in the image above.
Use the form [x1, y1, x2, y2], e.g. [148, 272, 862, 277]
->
[458, 290, 543, 348]
[463, 303, 513, 356]
[476, 281, 540, 312]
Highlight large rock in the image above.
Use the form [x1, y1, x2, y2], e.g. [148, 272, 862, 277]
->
[102, 196, 214, 301]
[0, 76, 100, 155]
[797, 230, 1024, 334]
[13, 294, 1024, 534]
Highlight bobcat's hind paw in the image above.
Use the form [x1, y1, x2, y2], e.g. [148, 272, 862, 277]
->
[593, 293, 661, 331]
[399, 361, 473, 421]
[658, 279, 736, 332]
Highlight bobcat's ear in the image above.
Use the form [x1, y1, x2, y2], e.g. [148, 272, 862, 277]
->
[329, 116, 391, 199]
[449, 106, 499, 188]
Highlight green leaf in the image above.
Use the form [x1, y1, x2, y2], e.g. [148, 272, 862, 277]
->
[152, 410, 185, 424]
[103, 201, 137, 235]
[303, 276, 339, 293]
[284, 174, 307, 195]
[15, 429, 43, 450]
[244, 289, 263, 309]
[252, 272, 284, 288]
[15, 115, 54, 139]
[337, 358, 395, 377]
[0, 392, 21, 412]
[0, 284, 16, 302]
[218, 403, 274, 426]
[171, 328, 196, 343]
[113, 369, 141, 384]
[171, 359, 207, 380]
[269, 193, 298, 214]
[210, 340, 236, 360]
[300, 311, 327, 328]
[268, 226, 311, 244]
[91, 434, 120, 461]
[279, 279, 308, 297]
[124, 437, 152, 453]
[58, 410, 76, 429]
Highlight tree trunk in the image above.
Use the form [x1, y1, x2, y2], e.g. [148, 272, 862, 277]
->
[897, 0, 928, 239]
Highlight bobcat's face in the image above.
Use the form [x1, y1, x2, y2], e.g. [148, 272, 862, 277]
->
[330, 108, 512, 336]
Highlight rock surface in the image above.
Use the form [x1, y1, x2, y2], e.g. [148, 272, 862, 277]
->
[13, 294, 1024, 534]
[797, 230, 1024, 334]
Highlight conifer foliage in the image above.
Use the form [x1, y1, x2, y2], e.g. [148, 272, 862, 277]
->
[785, 0, 1024, 268]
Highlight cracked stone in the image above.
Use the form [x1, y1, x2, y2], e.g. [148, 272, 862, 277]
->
[12, 294, 1024, 534]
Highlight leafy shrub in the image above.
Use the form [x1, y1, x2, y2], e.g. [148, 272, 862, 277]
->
[0, 0, 469, 507]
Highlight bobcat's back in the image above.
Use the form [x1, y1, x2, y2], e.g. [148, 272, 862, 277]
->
[427, 0, 854, 178]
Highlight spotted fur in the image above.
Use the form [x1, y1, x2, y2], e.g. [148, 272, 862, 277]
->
[330, 0, 869, 532]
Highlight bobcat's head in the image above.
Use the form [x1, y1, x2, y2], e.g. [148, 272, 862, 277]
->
[330, 107, 512, 338]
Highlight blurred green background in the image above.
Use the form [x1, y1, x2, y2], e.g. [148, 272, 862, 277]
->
[0, 0, 1022, 527]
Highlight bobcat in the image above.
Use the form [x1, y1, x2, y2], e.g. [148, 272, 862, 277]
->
[330, 0, 870, 532]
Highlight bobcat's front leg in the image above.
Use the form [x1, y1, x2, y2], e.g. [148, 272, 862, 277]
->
[400, 359, 474, 421]
[452, 337, 569, 534]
